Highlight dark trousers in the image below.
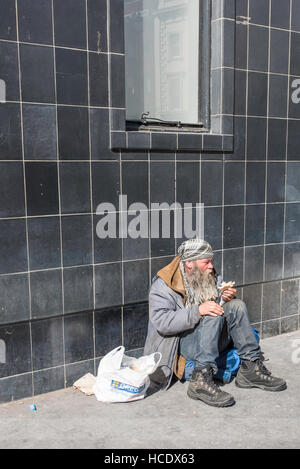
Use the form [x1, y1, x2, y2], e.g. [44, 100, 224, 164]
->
[179, 299, 261, 371]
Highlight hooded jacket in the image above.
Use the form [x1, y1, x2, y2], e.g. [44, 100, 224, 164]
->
[143, 256, 223, 390]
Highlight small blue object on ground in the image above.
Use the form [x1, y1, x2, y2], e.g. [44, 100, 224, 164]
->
[29, 404, 37, 412]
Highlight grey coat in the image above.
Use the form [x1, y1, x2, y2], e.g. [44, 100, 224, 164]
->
[143, 274, 224, 390]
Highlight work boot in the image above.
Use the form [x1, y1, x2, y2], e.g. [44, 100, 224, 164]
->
[235, 359, 287, 391]
[187, 366, 235, 407]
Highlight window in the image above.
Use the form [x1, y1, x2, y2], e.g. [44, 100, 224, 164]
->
[124, 0, 210, 128]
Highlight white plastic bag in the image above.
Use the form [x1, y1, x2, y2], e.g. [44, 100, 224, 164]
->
[93, 346, 162, 403]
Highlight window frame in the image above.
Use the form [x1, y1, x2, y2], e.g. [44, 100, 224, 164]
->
[108, 0, 235, 153]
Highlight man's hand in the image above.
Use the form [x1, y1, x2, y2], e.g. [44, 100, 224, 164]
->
[221, 288, 236, 303]
[198, 301, 224, 317]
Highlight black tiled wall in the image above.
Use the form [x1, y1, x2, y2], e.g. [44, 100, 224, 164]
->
[0, 0, 299, 402]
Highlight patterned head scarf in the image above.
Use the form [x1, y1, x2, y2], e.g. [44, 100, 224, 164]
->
[177, 238, 213, 262]
[177, 239, 214, 306]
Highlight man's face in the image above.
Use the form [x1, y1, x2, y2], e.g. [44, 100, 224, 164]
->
[193, 258, 214, 272]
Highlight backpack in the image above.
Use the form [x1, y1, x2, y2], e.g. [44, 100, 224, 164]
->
[183, 328, 260, 383]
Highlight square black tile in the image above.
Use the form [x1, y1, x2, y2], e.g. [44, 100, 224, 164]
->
[61, 214, 93, 267]
[204, 207, 222, 251]
[89, 52, 108, 107]
[59, 162, 91, 214]
[123, 217, 149, 260]
[0, 162, 25, 218]
[90, 108, 117, 160]
[223, 248, 244, 286]
[150, 162, 175, 205]
[281, 279, 299, 317]
[87, 0, 107, 52]
[246, 118, 267, 160]
[287, 163, 300, 202]
[53, 0, 86, 49]
[123, 302, 148, 350]
[246, 162, 266, 204]
[0, 103, 22, 160]
[270, 29, 289, 74]
[267, 162, 285, 203]
[0, 0, 16, 40]
[0, 219, 27, 274]
[176, 162, 200, 205]
[271, 0, 290, 29]
[63, 265, 93, 314]
[94, 307, 122, 357]
[65, 359, 95, 387]
[25, 162, 59, 216]
[262, 282, 281, 321]
[234, 69, 247, 115]
[242, 284, 262, 324]
[57, 106, 89, 160]
[290, 33, 300, 77]
[18, 0, 53, 45]
[94, 214, 122, 263]
[110, 54, 125, 108]
[27, 216, 61, 271]
[230, 116, 246, 160]
[30, 269, 63, 319]
[123, 259, 149, 304]
[265, 203, 284, 244]
[284, 242, 300, 278]
[110, 0, 124, 53]
[94, 263, 122, 309]
[269, 74, 288, 118]
[244, 245, 264, 284]
[285, 203, 300, 242]
[31, 317, 64, 370]
[20, 44, 55, 103]
[55, 48, 88, 106]
[122, 161, 148, 206]
[249, 0, 270, 26]
[0, 322, 31, 378]
[248, 25, 269, 72]
[23, 104, 57, 160]
[64, 311, 94, 364]
[262, 319, 280, 338]
[151, 213, 175, 257]
[0, 273, 30, 324]
[247, 72, 268, 117]
[201, 161, 222, 207]
[287, 120, 300, 160]
[268, 119, 287, 160]
[92, 161, 120, 210]
[281, 316, 299, 334]
[33, 367, 64, 395]
[0, 374, 32, 403]
[292, 0, 300, 31]
[223, 206, 244, 249]
[0, 42, 19, 101]
[224, 162, 245, 205]
[265, 244, 283, 281]
[245, 204, 265, 246]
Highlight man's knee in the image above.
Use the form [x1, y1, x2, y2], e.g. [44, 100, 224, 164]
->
[223, 298, 248, 318]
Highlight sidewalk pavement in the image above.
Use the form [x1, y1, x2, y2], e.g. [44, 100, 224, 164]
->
[0, 330, 299, 449]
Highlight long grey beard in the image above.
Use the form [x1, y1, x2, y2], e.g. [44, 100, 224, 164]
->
[180, 262, 218, 306]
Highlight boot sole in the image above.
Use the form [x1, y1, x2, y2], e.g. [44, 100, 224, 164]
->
[187, 389, 235, 407]
[235, 376, 287, 392]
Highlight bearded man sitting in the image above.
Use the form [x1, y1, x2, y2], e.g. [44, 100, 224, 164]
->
[144, 238, 286, 407]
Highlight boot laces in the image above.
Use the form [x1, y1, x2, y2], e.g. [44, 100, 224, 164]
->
[199, 368, 221, 394]
[256, 359, 271, 377]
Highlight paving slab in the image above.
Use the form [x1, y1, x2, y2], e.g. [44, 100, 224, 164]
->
[0, 330, 299, 449]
